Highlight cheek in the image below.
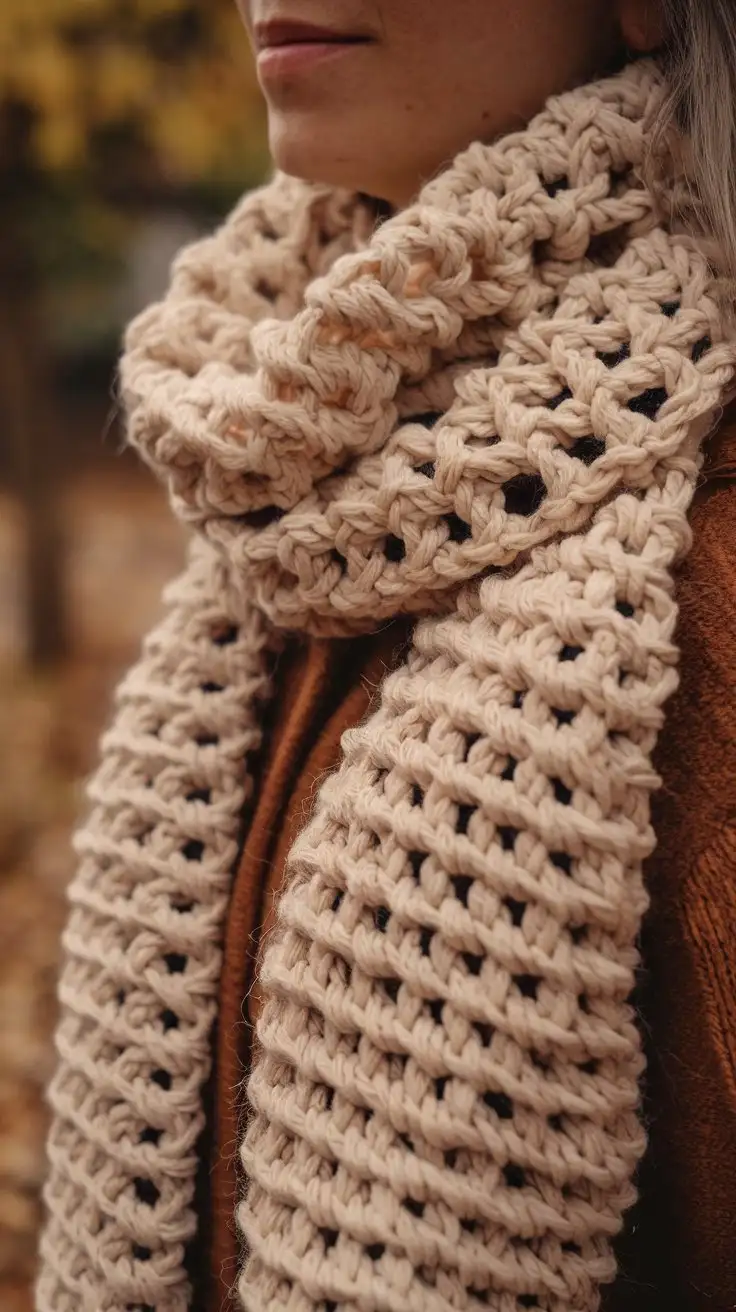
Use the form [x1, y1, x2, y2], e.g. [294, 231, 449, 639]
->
[618, 0, 667, 51]
[378, 0, 614, 113]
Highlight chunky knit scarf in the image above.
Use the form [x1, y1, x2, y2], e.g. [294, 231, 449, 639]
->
[39, 60, 736, 1312]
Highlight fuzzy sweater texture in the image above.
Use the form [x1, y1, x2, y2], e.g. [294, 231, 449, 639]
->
[38, 59, 736, 1312]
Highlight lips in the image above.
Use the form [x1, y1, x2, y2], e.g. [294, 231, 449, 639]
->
[254, 19, 372, 51]
[254, 18, 374, 80]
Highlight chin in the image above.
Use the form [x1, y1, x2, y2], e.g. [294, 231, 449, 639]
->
[267, 114, 399, 203]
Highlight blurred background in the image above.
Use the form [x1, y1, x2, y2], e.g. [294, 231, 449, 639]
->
[0, 4, 267, 1305]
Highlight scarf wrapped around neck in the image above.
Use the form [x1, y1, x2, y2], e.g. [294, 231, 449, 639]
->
[38, 58, 736, 1312]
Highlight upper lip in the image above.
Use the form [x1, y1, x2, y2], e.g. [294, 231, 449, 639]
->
[254, 19, 372, 50]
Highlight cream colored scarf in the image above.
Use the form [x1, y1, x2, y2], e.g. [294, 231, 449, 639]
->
[38, 59, 736, 1312]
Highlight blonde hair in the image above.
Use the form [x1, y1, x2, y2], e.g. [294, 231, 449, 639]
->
[660, 0, 736, 285]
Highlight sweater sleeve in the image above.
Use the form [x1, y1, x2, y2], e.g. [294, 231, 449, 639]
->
[240, 508, 673, 1312]
[613, 463, 736, 1312]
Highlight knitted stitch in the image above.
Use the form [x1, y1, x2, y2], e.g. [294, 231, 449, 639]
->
[38, 541, 272, 1311]
[38, 60, 736, 1312]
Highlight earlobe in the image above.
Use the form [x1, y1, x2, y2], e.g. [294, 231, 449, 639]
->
[618, 0, 667, 52]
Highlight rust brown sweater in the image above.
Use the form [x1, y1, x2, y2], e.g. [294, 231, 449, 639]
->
[204, 425, 736, 1312]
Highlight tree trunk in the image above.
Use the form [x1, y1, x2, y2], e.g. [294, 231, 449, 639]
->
[0, 199, 67, 668]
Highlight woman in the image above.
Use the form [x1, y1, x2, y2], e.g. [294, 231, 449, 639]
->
[37, 2, 736, 1311]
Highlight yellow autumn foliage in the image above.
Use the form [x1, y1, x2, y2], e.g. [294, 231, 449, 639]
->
[0, 0, 268, 185]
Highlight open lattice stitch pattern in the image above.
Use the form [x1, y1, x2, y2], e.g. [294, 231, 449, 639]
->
[124, 62, 730, 636]
[239, 490, 687, 1312]
[38, 541, 273, 1312]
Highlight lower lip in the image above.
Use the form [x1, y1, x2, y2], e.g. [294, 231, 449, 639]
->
[258, 41, 368, 79]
